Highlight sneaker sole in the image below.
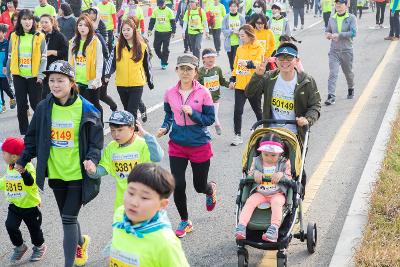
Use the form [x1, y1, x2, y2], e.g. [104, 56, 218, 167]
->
[176, 226, 193, 238]
[262, 236, 278, 242]
[30, 245, 47, 262]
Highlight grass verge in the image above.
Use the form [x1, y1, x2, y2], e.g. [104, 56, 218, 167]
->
[354, 114, 400, 266]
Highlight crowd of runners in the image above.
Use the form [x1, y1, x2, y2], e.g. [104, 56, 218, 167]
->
[0, 0, 397, 265]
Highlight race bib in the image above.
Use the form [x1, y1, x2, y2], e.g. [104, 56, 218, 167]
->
[272, 96, 294, 116]
[112, 152, 140, 179]
[204, 75, 220, 91]
[228, 20, 240, 31]
[270, 22, 284, 35]
[51, 121, 75, 148]
[156, 13, 167, 24]
[19, 53, 32, 70]
[110, 248, 139, 267]
[236, 59, 250, 75]
[76, 54, 86, 67]
[190, 16, 200, 28]
[5, 173, 25, 199]
[100, 14, 109, 23]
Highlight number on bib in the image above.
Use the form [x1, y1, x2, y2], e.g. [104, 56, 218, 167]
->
[51, 121, 75, 148]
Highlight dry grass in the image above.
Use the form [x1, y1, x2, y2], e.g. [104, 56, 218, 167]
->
[354, 116, 400, 267]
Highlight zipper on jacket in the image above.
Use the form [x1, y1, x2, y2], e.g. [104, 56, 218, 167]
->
[179, 88, 195, 126]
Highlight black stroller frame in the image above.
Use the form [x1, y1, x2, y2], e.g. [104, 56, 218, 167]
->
[235, 119, 317, 267]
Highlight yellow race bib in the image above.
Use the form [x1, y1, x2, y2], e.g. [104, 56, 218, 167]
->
[51, 121, 75, 148]
[5, 173, 25, 199]
[204, 75, 220, 91]
[156, 14, 166, 24]
[112, 152, 140, 179]
[236, 59, 250, 75]
[272, 96, 294, 111]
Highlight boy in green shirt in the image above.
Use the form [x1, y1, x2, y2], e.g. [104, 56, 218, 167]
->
[0, 137, 46, 263]
[109, 163, 190, 267]
[83, 111, 164, 211]
[34, 0, 56, 17]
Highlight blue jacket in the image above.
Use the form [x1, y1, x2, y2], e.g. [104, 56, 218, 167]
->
[0, 39, 8, 78]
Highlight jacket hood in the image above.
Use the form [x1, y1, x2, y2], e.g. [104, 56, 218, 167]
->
[91, 6, 101, 30]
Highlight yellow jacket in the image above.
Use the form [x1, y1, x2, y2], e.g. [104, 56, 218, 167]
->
[255, 29, 275, 58]
[9, 32, 46, 78]
[115, 41, 147, 87]
[232, 41, 265, 90]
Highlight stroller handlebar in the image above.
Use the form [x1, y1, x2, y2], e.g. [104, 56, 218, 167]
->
[251, 119, 310, 131]
[240, 177, 298, 190]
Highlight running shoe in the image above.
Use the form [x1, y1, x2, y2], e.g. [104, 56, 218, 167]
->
[231, 134, 243, 146]
[30, 244, 47, 262]
[384, 36, 394, 40]
[10, 98, 16, 109]
[206, 182, 217, 211]
[324, 94, 336, 105]
[175, 220, 193, 238]
[161, 64, 167, 70]
[293, 27, 297, 31]
[10, 243, 28, 263]
[0, 106, 4, 114]
[393, 37, 400, 41]
[215, 125, 222, 135]
[262, 224, 279, 242]
[347, 88, 354, 99]
[141, 108, 148, 123]
[74, 235, 90, 266]
[2, 105, 6, 113]
[235, 224, 247, 240]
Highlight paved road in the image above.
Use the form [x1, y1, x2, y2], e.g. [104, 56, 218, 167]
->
[1, 8, 399, 267]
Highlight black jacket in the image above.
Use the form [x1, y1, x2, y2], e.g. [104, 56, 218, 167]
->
[17, 93, 104, 205]
[97, 20, 108, 42]
[57, 15, 77, 41]
[44, 30, 69, 68]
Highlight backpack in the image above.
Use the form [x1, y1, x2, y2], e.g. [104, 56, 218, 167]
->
[206, 11, 216, 28]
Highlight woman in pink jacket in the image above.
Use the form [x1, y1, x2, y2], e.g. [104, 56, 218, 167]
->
[157, 54, 217, 238]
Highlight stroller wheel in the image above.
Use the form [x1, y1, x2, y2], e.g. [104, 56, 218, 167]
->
[306, 222, 317, 254]
[237, 249, 248, 267]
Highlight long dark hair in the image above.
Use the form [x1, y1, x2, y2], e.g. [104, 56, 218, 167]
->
[250, 13, 269, 30]
[14, 9, 36, 36]
[72, 14, 95, 57]
[117, 17, 143, 63]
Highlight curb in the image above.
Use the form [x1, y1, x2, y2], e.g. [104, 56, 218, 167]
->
[329, 75, 400, 266]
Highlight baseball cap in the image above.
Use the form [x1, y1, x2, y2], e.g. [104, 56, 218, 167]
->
[43, 60, 75, 79]
[275, 43, 299, 58]
[1, 137, 25, 156]
[335, 0, 347, 4]
[106, 111, 135, 126]
[257, 140, 284, 154]
[177, 55, 199, 68]
[271, 2, 282, 10]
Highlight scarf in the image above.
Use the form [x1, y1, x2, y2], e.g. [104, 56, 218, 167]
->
[112, 210, 171, 238]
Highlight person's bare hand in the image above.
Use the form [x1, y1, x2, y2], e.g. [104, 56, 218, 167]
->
[182, 105, 193, 115]
[271, 172, 284, 184]
[325, 32, 332, 40]
[255, 57, 267, 76]
[296, 117, 309, 127]
[156, 128, 167, 138]
[83, 160, 96, 175]
[254, 170, 263, 184]
[135, 120, 147, 137]
[229, 82, 235, 90]
[14, 164, 25, 174]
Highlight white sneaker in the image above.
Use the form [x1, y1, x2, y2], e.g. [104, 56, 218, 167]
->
[293, 27, 297, 31]
[231, 134, 243, 146]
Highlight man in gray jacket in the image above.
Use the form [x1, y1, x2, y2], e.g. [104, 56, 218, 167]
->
[324, 0, 357, 105]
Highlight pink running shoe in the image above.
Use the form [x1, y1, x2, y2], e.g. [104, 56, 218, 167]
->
[206, 182, 217, 211]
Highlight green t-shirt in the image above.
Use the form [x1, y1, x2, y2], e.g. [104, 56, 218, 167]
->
[99, 138, 151, 210]
[0, 163, 40, 208]
[270, 17, 285, 49]
[228, 14, 241, 46]
[335, 12, 349, 33]
[152, 7, 175, 32]
[321, 0, 332, 12]
[110, 206, 190, 267]
[34, 4, 56, 17]
[183, 8, 207, 35]
[18, 34, 34, 77]
[81, 0, 93, 11]
[122, 5, 144, 20]
[75, 40, 88, 85]
[207, 3, 226, 29]
[47, 97, 83, 181]
[98, 1, 116, 30]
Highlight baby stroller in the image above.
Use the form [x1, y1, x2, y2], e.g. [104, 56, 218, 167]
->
[235, 119, 317, 267]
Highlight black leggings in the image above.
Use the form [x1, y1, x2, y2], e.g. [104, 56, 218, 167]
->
[117, 86, 144, 122]
[6, 204, 44, 247]
[0, 77, 15, 103]
[49, 179, 84, 267]
[227, 45, 238, 71]
[376, 2, 386, 25]
[99, 81, 117, 111]
[169, 156, 212, 220]
[233, 89, 263, 135]
[78, 83, 103, 122]
[323, 12, 331, 28]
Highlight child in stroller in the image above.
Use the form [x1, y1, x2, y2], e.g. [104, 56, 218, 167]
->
[235, 133, 292, 242]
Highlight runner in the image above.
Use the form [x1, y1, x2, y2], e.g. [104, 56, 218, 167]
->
[15, 60, 104, 267]
[384, 0, 400, 40]
[57, 3, 77, 41]
[0, 0, 18, 38]
[108, 163, 190, 267]
[0, 24, 16, 113]
[40, 14, 69, 99]
[97, 0, 117, 52]
[6, 9, 47, 135]
[105, 18, 154, 122]
[33, 0, 56, 17]
[206, 0, 227, 55]
[83, 110, 163, 210]
[321, 0, 333, 28]
[176, 0, 191, 53]
[249, 13, 275, 58]
[228, 24, 264, 146]
[324, 0, 357, 105]
[148, 0, 176, 70]
[69, 15, 104, 120]
[374, 0, 386, 28]
[197, 48, 229, 135]
[0, 137, 47, 263]
[183, 0, 209, 59]
[269, 3, 291, 49]
[357, 0, 366, 18]
[156, 54, 217, 238]
[119, 0, 145, 35]
[86, 6, 108, 41]
[291, 0, 306, 31]
[246, 0, 267, 23]
[222, 0, 245, 70]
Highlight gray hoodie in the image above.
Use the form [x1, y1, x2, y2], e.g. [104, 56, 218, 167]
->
[326, 12, 357, 51]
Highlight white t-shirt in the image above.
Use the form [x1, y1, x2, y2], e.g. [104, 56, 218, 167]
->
[179, 89, 193, 103]
[271, 72, 297, 134]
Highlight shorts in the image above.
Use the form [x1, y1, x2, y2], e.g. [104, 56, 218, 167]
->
[168, 140, 213, 163]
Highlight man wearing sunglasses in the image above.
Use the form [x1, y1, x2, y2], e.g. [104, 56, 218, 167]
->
[245, 43, 321, 142]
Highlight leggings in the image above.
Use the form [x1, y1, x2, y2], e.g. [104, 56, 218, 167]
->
[0, 77, 15, 103]
[376, 2, 386, 25]
[358, 6, 363, 18]
[233, 89, 263, 135]
[227, 45, 238, 71]
[239, 192, 286, 226]
[49, 179, 84, 267]
[99, 81, 117, 111]
[117, 86, 144, 122]
[323, 12, 331, 28]
[169, 156, 212, 220]
[78, 83, 103, 122]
